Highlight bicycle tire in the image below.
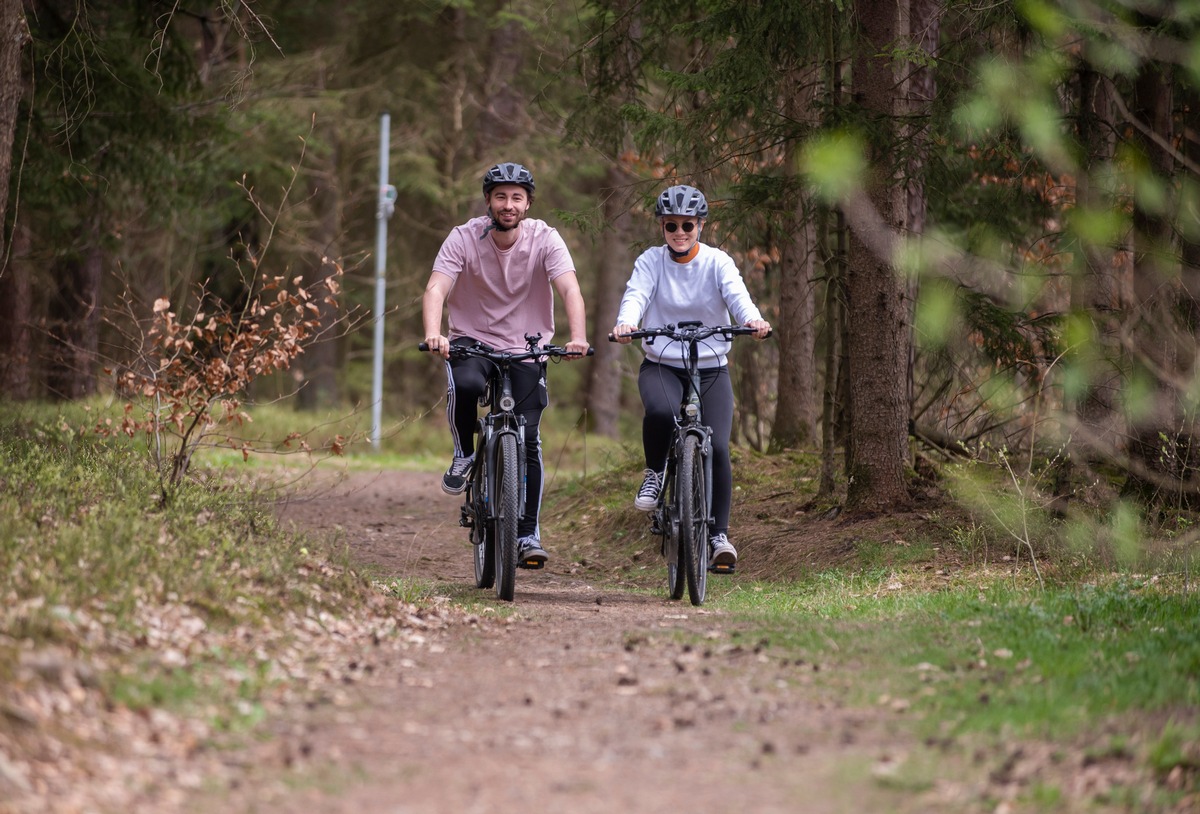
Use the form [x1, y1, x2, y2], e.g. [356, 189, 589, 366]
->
[493, 432, 520, 601]
[663, 470, 684, 601]
[471, 470, 494, 589]
[678, 434, 709, 606]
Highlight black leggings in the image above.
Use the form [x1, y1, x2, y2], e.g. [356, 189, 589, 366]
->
[638, 360, 734, 536]
[445, 343, 547, 539]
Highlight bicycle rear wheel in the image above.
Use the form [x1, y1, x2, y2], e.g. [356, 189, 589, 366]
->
[493, 433, 520, 602]
[678, 434, 708, 606]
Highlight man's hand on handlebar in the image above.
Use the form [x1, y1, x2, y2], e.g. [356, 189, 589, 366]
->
[563, 339, 591, 360]
[424, 334, 451, 359]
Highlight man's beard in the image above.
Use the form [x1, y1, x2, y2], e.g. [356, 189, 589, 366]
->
[480, 206, 525, 238]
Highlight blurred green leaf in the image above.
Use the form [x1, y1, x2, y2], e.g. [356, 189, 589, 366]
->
[914, 282, 959, 347]
[800, 131, 865, 203]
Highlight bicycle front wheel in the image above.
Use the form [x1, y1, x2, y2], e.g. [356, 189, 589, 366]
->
[662, 471, 684, 600]
[678, 434, 709, 606]
[471, 471, 494, 589]
[493, 433, 520, 602]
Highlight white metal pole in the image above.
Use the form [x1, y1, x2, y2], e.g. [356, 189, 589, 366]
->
[371, 113, 393, 451]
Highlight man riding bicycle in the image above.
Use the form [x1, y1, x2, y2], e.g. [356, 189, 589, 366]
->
[611, 184, 771, 570]
[422, 162, 590, 568]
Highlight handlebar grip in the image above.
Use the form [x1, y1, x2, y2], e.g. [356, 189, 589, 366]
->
[418, 342, 430, 352]
[586, 347, 596, 356]
[607, 333, 617, 343]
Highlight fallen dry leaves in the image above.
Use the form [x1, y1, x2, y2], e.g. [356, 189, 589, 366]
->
[0, 562, 481, 814]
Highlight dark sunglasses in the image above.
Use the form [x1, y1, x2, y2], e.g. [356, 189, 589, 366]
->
[663, 221, 696, 233]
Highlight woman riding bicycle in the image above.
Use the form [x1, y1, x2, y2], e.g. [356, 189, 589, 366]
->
[611, 184, 771, 569]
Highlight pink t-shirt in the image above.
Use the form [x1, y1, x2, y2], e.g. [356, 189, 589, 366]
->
[432, 216, 576, 352]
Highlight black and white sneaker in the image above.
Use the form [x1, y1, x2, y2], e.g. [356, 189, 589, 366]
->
[441, 455, 473, 495]
[634, 469, 662, 511]
[710, 533, 737, 569]
[517, 536, 548, 569]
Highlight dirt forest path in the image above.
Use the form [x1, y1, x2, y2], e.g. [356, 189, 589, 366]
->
[206, 469, 929, 814]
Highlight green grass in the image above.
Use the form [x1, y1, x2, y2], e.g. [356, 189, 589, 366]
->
[699, 574, 1200, 810]
[0, 406, 373, 723]
[7, 395, 1200, 808]
[723, 574, 1200, 730]
[36, 390, 626, 480]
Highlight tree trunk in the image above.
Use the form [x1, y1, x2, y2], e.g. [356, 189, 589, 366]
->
[47, 224, 103, 400]
[297, 117, 342, 411]
[585, 165, 633, 437]
[905, 0, 940, 419]
[473, 18, 528, 158]
[0, 1, 26, 267]
[769, 181, 817, 451]
[818, 210, 844, 498]
[844, 0, 912, 511]
[0, 0, 28, 396]
[1123, 59, 1178, 506]
[1069, 67, 1122, 462]
[0, 221, 32, 399]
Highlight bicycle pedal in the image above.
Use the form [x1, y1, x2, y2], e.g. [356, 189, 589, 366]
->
[517, 558, 546, 570]
[709, 562, 736, 575]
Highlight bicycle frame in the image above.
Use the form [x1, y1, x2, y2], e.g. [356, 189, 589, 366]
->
[471, 359, 528, 544]
[610, 321, 764, 604]
[657, 338, 714, 560]
[422, 334, 591, 601]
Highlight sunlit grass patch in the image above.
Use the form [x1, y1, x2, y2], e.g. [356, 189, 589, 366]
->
[716, 571, 1200, 805]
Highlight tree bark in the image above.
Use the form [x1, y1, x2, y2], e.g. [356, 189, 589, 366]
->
[47, 222, 103, 400]
[297, 170, 341, 410]
[0, 221, 32, 399]
[1069, 67, 1123, 461]
[473, 17, 528, 158]
[0, 0, 29, 399]
[905, 0, 940, 418]
[818, 210, 845, 497]
[0, 0, 26, 268]
[844, 0, 912, 511]
[297, 100, 342, 410]
[585, 165, 634, 437]
[770, 176, 818, 451]
[1123, 59, 1178, 505]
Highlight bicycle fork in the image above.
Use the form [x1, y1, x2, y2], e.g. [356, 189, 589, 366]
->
[651, 423, 714, 560]
[459, 418, 527, 533]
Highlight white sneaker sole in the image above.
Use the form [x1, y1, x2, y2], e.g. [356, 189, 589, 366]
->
[711, 548, 737, 566]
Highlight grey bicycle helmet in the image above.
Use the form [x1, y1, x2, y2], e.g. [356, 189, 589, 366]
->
[655, 184, 708, 219]
[482, 162, 536, 196]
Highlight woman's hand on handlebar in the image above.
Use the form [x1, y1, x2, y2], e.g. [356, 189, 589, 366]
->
[610, 323, 639, 344]
[746, 319, 772, 340]
[423, 334, 451, 359]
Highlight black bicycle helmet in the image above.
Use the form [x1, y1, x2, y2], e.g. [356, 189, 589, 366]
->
[655, 184, 708, 219]
[482, 162, 536, 196]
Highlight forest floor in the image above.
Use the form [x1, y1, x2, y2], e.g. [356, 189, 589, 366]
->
[195, 465, 965, 814]
[4, 458, 1164, 813]
[190, 458, 1121, 814]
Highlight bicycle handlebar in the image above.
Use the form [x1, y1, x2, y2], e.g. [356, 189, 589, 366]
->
[607, 322, 772, 343]
[419, 341, 594, 362]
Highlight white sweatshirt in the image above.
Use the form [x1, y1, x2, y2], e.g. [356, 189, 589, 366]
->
[615, 243, 763, 368]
